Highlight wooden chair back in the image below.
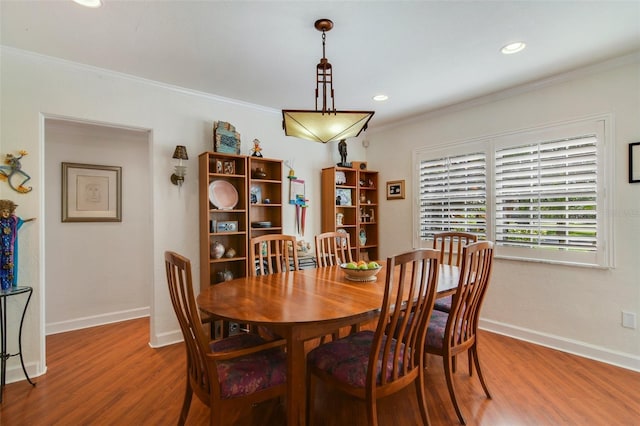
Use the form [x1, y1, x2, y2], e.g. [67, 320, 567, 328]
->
[250, 234, 299, 276]
[432, 231, 478, 267]
[164, 251, 213, 406]
[306, 248, 441, 426]
[165, 251, 287, 425]
[315, 231, 353, 267]
[373, 249, 440, 393]
[448, 241, 494, 349]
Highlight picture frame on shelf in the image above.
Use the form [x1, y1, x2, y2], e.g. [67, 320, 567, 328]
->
[215, 160, 223, 174]
[61, 162, 122, 222]
[250, 186, 262, 204]
[336, 188, 352, 206]
[216, 220, 238, 233]
[386, 180, 405, 200]
[629, 142, 640, 183]
[223, 160, 235, 175]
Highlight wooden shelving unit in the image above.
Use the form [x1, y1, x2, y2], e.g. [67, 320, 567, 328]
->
[321, 166, 379, 262]
[199, 152, 249, 291]
[247, 157, 283, 241]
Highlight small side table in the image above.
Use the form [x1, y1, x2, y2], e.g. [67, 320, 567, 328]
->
[0, 286, 36, 403]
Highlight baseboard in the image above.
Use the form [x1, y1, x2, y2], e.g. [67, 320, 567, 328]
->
[45, 307, 150, 335]
[479, 318, 640, 373]
[3, 360, 44, 385]
[150, 329, 184, 348]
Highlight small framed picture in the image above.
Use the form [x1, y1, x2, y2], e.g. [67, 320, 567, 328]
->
[386, 180, 405, 200]
[250, 186, 262, 204]
[335, 188, 352, 206]
[630, 142, 640, 183]
[215, 160, 223, 174]
[62, 162, 122, 222]
[217, 220, 238, 233]
[223, 160, 235, 175]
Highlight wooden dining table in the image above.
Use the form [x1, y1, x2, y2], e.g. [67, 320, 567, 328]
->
[196, 263, 459, 426]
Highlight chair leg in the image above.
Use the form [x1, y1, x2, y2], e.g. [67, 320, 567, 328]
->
[179, 381, 193, 426]
[365, 394, 379, 426]
[471, 345, 492, 399]
[443, 355, 466, 425]
[414, 368, 431, 426]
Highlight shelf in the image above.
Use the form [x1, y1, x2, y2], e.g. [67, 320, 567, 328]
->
[200, 151, 250, 291]
[322, 166, 379, 262]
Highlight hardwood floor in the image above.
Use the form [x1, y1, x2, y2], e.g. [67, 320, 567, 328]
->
[1, 318, 638, 425]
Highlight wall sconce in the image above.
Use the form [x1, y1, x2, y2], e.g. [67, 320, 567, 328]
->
[170, 145, 188, 186]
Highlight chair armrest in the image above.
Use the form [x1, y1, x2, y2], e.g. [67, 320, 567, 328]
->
[209, 338, 287, 361]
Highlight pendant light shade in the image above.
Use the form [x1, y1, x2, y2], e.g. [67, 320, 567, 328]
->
[282, 19, 374, 144]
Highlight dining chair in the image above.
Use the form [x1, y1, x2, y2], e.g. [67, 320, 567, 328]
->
[250, 234, 299, 275]
[314, 231, 355, 342]
[425, 241, 494, 425]
[249, 234, 299, 339]
[315, 231, 353, 267]
[431, 231, 478, 313]
[306, 249, 441, 426]
[164, 251, 287, 426]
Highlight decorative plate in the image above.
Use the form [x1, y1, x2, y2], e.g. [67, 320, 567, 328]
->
[209, 180, 239, 210]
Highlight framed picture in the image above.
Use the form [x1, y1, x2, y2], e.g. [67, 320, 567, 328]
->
[62, 162, 122, 222]
[386, 180, 405, 200]
[336, 188, 352, 206]
[289, 179, 305, 205]
[215, 159, 223, 174]
[217, 220, 238, 233]
[630, 142, 640, 183]
[250, 185, 262, 204]
[223, 160, 235, 175]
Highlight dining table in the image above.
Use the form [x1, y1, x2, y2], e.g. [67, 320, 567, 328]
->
[196, 262, 460, 426]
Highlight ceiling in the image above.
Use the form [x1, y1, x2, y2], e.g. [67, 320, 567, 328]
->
[2, 1, 639, 129]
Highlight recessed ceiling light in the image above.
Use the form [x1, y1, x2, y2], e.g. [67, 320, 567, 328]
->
[73, 0, 103, 8]
[501, 42, 526, 55]
[373, 94, 388, 102]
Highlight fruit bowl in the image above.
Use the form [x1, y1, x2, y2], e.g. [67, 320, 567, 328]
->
[340, 262, 382, 282]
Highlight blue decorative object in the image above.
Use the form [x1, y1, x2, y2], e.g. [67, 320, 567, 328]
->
[0, 200, 34, 289]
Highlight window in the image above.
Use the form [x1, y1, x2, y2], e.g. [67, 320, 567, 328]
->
[418, 151, 487, 239]
[414, 117, 611, 267]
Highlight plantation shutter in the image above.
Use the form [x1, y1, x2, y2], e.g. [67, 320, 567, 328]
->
[494, 135, 598, 252]
[418, 152, 487, 240]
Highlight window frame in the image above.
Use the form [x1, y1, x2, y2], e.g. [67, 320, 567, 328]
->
[413, 115, 614, 268]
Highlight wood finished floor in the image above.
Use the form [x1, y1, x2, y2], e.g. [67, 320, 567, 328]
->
[1, 318, 639, 425]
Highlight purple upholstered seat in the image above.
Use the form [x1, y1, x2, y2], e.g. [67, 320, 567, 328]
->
[306, 330, 405, 388]
[211, 333, 287, 399]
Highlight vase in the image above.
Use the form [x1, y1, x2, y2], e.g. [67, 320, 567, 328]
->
[359, 229, 367, 245]
[217, 269, 234, 283]
[211, 241, 225, 259]
[252, 167, 267, 179]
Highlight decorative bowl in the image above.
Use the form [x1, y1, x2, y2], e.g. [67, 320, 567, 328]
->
[340, 263, 382, 282]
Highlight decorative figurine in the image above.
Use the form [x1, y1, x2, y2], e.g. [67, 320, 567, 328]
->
[0, 150, 33, 193]
[359, 228, 367, 245]
[251, 139, 263, 157]
[0, 200, 35, 290]
[337, 139, 351, 167]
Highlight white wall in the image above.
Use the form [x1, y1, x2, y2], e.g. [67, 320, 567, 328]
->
[44, 119, 152, 333]
[0, 46, 368, 381]
[367, 57, 640, 370]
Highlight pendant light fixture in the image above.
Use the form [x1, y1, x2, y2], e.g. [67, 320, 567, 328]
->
[282, 19, 375, 144]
